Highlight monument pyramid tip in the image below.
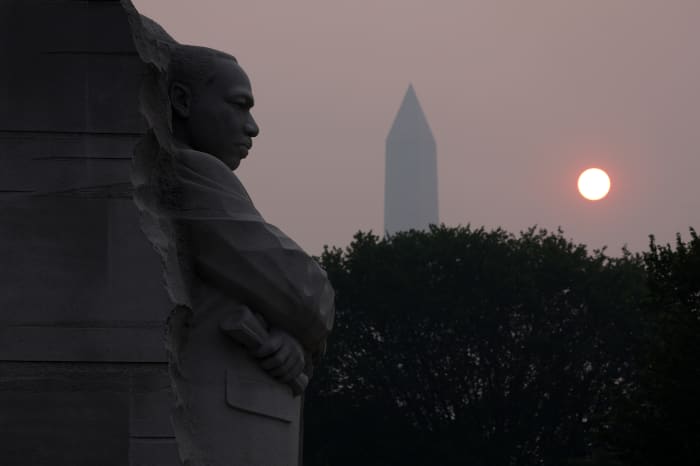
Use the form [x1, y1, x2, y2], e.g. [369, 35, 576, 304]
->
[388, 83, 434, 144]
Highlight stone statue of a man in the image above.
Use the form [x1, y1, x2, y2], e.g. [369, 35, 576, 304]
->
[122, 2, 335, 465]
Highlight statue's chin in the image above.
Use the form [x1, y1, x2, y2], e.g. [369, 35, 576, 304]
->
[227, 157, 241, 171]
[208, 150, 242, 171]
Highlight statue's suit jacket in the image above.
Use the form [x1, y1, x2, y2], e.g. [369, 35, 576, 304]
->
[132, 133, 335, 466]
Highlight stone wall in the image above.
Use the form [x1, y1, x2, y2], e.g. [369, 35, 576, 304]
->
[0, 1, 176, 464]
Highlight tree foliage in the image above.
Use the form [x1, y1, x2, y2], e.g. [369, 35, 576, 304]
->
[305, 225, 646, 466]
[604, 229, 700, 466]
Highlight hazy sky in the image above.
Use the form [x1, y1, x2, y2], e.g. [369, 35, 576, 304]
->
[134, 0, 700, 255]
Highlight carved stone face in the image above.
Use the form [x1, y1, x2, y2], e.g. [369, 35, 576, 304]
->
[171, 58, 259, 170]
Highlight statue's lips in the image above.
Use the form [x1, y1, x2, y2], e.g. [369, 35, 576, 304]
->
[238, 145, 250, 158]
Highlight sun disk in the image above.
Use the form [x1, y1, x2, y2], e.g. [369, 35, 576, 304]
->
[577, 168, 611, 201]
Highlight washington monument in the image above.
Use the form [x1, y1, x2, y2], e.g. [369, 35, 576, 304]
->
[384, 84, 439, 234]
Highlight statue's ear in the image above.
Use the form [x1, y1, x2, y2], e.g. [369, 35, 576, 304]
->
[170, 82, 192, 119]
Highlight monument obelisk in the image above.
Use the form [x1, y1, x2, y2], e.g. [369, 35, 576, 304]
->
[384, 84, 438, 234]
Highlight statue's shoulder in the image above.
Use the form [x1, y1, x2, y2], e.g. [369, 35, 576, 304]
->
[174, 146, 223, 172]
[175, 147, 236, 181]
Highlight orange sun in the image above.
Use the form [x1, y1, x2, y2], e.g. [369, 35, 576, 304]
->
[577, 168, 611, 201]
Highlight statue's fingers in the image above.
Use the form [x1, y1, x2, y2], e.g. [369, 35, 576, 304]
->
[270, 352, 297, 380]
[260, 354, 283, 371]
[251, 342, 272, 359]
[260, 346, 290, 371]
[280, 356, 305, 383]
[252, 338, 281, 359]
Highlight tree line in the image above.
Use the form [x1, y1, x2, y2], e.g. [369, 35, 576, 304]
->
[303, 225, 699, 466]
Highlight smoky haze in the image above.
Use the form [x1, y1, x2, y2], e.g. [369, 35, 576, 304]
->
[134, 0, 700, 255]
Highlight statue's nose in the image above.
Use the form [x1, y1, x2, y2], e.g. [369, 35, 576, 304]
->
[246, 115, 259, 138]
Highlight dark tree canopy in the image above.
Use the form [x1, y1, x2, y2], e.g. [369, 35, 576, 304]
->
[305, 225, 647, 466]
[604, 229, 700, 466]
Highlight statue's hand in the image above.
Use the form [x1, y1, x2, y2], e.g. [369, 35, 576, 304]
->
[252, 328, 305, 384]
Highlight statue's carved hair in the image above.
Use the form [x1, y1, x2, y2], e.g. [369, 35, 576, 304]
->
[167, 45, 237, 94]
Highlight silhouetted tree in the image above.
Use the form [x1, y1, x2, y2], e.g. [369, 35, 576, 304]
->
[604, 229, 700, 466]
[305, 225, 645, 466]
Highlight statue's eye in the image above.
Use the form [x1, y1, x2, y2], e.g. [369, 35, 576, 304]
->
[227, 99, 245, 108]
[226, 97, 253, 110]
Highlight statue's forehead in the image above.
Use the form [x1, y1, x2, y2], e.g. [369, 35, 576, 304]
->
[212, 59, 252, 92]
